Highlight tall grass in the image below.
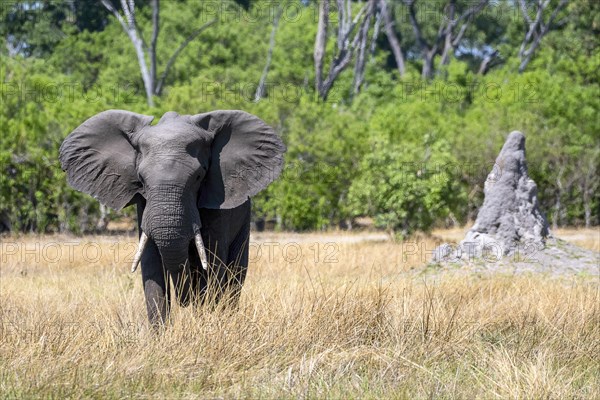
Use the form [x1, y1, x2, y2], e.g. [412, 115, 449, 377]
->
[1, 232, 598, 398]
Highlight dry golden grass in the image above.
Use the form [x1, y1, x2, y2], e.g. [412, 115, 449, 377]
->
[1, 230, 599, 399]
[553, 228, 600, 252]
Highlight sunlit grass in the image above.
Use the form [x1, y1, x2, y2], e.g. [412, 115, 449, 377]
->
[1, 230, 598, 398]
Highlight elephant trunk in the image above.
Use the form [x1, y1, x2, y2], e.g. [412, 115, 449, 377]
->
[141, 184, 200, 272]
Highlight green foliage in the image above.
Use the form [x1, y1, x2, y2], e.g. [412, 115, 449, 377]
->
[253, 97, 369, 230]
[348, 138, 465, 236]
[1, 0, 598, 233]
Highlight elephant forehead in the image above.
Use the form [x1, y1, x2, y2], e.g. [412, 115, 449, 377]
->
[139, 124, 204, 148]
[148, 121, 197, 137]
[159, 111, 180, 121]
[145, 120, 213, 149]
[139, 127, 212, 161]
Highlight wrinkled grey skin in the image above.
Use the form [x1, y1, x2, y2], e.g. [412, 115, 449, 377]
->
[60, 110, 286, 326]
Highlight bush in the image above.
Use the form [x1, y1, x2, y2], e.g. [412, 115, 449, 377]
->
[348, 137, 466, 237]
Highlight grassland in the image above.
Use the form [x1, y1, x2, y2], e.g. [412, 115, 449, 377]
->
[1, 228, 598, 399]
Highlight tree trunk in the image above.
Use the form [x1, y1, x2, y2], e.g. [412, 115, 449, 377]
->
[517, 0, 568, 73]
[101, 0, 214, 105]
[132, 36, 155, 107]
[584, 201, 591, 228]
[155, 20, 216, 96]
[478, 50, 500, 75]
[96, 203, 110, 232]
[314, 0, 329, 99]
[314, 0, 374, 100]
[439, 0, 456, 66]
[150, 0, 159, 94]
[353, 5, 373, 94]
[422, 50, 435, 79]
[552, 166, 564, 230]
[255, 6, 283, 102]
[380, 0, 405, 77]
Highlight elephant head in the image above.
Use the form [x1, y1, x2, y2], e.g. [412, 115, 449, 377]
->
[60, 110, 285, 272]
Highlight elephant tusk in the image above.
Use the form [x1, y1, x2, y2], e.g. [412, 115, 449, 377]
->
[195, 233, 209, 271]
[131, 231, 149, 273]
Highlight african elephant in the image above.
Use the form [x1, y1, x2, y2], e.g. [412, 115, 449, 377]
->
[60, 110, 286, 326]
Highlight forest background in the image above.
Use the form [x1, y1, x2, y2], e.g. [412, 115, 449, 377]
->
[1, 0, 598, 235]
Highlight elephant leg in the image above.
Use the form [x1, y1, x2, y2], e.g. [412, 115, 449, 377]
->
[184, 229, 229, 307]
[137, 201, 170, 328]
[206, 235, 230, 306]
[198, 200, 251, 307]
[226, 218, 250, 306]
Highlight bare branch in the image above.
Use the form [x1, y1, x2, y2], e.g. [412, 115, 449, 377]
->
[255, 6, 283, 102]
[452, 0, 488, 47]
[405, 0, 445, 78]
[440, 0, 489, 65]
[380, 0, 405, 77]
[120, 0, 134, 29]
[322, 1, 374, 98]
[439, 0, 457, 66]
[518, 0, 569, 72]
[406, 0, 429, 52]
[337, 2, 370, 52]
[545, 0, 569, 32]
[314, 0, 379, 99]
[477, 49, 501, 75]
[150, 0, 160, 91]
[101, 0, 154, 106]
[518, 0, 533, 26]
[369, 4, 382, 56]
[336, 0, 346, 50]
[314, 0, 330, 97]
[155, 19, 217, 96]
[353, 1, 374, 94]
[100, 0, 129, 34]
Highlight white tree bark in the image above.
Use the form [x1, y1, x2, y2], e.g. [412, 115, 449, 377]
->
[100, 0, 157, 106]
[517, 0, 569, 73]
[314, 0, 375, 100]
[404, 0, 488, 78]
[380, 0, 405, 77]
[314, 0, 330, 99]
[100, 0, 215, 105]
[255, 6, 283, 102]
[155, 20, 216, 96]
[353, 3, 374, 94]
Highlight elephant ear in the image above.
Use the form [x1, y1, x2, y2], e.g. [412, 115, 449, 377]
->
[191, 110, 286, 209]
[59, 110, 154, 210]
